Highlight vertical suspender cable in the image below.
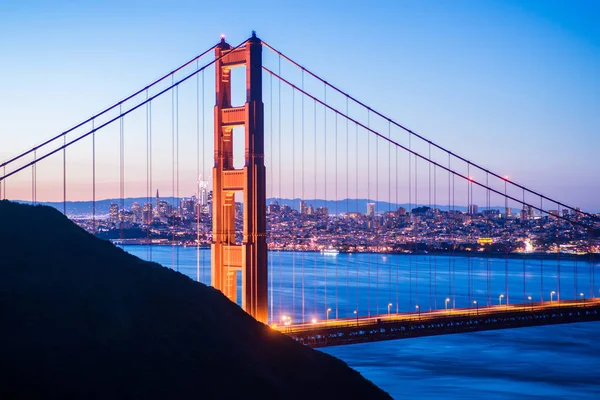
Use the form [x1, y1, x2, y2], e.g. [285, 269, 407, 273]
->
[433, 157, 437, 309]
[574, 224, 578, 299]
[355, 122, 359, 317]
[345, 97, 350, 317]
[31, 151, 35, 205]
[171, 76, 175, 270]
[196, 62, 201, 282]
[467, 164, 471, 307]
[63, 134, 67, 215]
[120, 104, 124, 247]
[505, 177, 509, 305]
[292, 87, 296, 319]
[388, 121, 392, 312]
[415, 152, 418, 309]
[429, 144, 432, 310]
[395, 136, 399, 314]
[301, 71, 305, 323]
[367, 110, 371, 316]
[278, 55, 282, 319]
[92, 119, 96, 236]
[149, 98, 153, 262]
[313, 99, 317, 317]
[448, 154, 452, 306]
[176, 84, 180, 271]
[146, 90, 151, 261]
[323, 83, 328, 317]
[522, 188, 527, 302]
[335, 112, 339, 319]
[540, 197, 544, 302]
[269, 73, 274, 321]
[452, 168, 456, 308]
[409, 133, 412, 311]
[486, 173, 491, 306]
[375, 112, 379, 315]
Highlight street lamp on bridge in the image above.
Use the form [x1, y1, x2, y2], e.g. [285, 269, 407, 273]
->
[445, 298, 450, 313]
[580, 292, 585, 303]
[473, 300, 478, 315]
[388, 303, 393, 316]
[354, 310, 358, 326]
[326, 308, 332, 322]
[550, 291, 556, 302]
[528, 296, 533, 311]
[416, 305, 420, 321]
[499, 294, 504, 306]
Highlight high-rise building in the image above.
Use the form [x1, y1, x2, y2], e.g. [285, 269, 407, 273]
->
[396, 207, 406, 216]
[316, 207, 328, 216]
[131, 202, 142, 223]
[366, 203, 375, 217]
[155, 189, 160, 216]
[521, 207, 528, 220]
[300, 200, 307, 215]
[468, 204, 478, 215]
[199, 181, 208, 206]
[267, 201, 280, 214]
[109, 203, 119, 224]
[142, 203, 153, 224]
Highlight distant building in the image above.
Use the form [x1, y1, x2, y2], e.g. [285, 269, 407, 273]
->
[267, 201, 280, 215]
[316, 207, 328, 216]
[300, 200, 307, 215]
[131, 202, 142, 223]
[142, 203, 153, 224]
[468, 204, 478, 215]
[109, 203, 119, 223]
[396, 207, 406, 216]
[366, 203, 375, 217]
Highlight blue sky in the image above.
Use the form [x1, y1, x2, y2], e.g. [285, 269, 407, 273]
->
[0, 1, 599, 210]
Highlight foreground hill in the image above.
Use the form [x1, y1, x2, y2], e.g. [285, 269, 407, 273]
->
[0, 201, 390, 399]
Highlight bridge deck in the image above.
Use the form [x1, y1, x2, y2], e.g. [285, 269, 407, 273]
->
[277, 299, 600, 348]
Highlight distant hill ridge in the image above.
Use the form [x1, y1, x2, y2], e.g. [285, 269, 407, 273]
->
[0, 200, 390, 399]
[15, 197, 517, 215]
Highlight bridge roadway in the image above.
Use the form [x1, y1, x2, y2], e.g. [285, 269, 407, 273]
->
[275, 299, 600, 348]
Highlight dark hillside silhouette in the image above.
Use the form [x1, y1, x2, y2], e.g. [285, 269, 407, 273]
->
[0, 200, 390, 399]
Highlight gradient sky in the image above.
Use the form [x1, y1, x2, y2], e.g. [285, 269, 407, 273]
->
[1, 0, 599, 210]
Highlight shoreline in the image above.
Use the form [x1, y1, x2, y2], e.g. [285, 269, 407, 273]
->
[115, 242, 600, 262]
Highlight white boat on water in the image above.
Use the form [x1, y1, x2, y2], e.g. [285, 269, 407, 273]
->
[321, 248, 340, 255]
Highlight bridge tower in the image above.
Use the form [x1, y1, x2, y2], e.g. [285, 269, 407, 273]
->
[211, 33, 268, 324]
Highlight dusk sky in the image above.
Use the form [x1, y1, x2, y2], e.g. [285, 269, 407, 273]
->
[1, 0, 598, 211]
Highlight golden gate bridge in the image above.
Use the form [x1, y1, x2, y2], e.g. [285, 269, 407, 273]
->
[1, 33, 599, 347]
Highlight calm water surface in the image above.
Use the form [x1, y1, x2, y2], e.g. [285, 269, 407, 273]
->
[124, 246, 600, 399]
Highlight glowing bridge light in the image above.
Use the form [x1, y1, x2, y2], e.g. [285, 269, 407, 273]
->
[311, 318, 317, 324]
